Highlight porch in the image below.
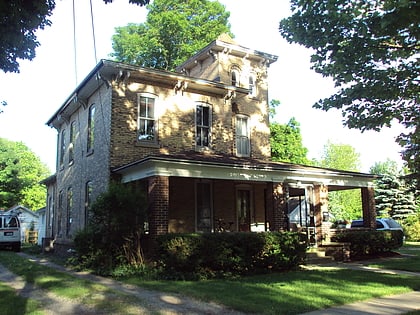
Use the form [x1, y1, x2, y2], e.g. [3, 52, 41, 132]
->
[113, 153, 377, 245]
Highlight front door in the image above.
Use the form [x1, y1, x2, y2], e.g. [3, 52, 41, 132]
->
[237, 189, 251, 232]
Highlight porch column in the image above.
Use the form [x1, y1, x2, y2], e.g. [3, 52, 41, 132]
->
[314, 184, 330, 244]
[361, 187, 376, 229]
[148, 175, 169, 236]
[272, 182, 288, 231]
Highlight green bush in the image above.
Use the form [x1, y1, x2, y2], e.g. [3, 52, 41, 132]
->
[155, 232, 306, 279]
[334, 229, 404, 258]
[73, 182, 147, 275]
[403, 212, 420, 241]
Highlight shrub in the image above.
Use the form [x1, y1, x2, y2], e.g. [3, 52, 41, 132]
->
[155, 232, 306, 279]
[403, 212, 420, 241]
[334, 229, 404, 258]
[73, 182, 147, 275]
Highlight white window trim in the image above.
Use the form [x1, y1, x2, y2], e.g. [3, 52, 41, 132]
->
[195, 102, 212, 149]
[235, 114, 250, 157]
[137, 93, 158, 143]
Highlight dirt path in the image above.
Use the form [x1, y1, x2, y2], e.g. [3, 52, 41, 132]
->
[0, 253, 246, 315]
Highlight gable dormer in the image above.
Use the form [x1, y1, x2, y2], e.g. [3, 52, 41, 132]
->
[176, 34, 277, 98]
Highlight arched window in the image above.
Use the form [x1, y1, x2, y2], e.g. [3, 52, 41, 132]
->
[87, 104, 95, 152]
[230, 66, 241, 87]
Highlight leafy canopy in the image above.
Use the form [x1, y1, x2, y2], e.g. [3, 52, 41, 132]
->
[111, 0, 232, 70]
[0, 0, 150, 74]
[315, 141, 362, 221]
[0, 0, 55, 73]
[270, 117, 310, 165]
[0, 138, 50, 210]
[279, 0, 420, 178]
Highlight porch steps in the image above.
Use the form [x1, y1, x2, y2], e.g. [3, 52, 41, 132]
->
[306, 247, 335, 264]
[306, 242, 351, 264]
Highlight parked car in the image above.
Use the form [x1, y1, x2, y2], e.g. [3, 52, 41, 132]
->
[351, 218, 403, 232]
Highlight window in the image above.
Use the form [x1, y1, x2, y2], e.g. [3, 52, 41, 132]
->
[231, 68, 240, 87]
[248, 74, 256, 97]
[85, 181, 93, 225]
[57, 190, 63, 237]
[236, 115, 250, 156]
[66, 187, 73, 237]
[87, 105, 95, 152]
[196, 182, 212, 232]
[196, 103, 211, 147]
[59, 129, 65, 168]
[137, 94, 156, 141]
[69, 121, 75, 164]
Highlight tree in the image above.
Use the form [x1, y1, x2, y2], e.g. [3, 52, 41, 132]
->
[279, 0, 420, 180]
[316, 141, 362, 221]
[111, 0, 232, 71]
[0, 0, 150, 74]
[0, 138, 50, 210]
[270, 117, 310, 165]
[370, 160, 417, 220]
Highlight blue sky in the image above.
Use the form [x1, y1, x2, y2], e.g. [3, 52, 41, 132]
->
[0, 0, 405, 173]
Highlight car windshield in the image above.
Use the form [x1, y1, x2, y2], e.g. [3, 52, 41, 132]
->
[384, 219, 401, 228]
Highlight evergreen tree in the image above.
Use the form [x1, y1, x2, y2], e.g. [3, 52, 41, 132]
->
[370, 161, 417, 220]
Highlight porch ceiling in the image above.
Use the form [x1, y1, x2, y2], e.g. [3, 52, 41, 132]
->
[113, 153, 377, 189]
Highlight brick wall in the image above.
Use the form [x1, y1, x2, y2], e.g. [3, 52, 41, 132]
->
[148, 176, 169, 236]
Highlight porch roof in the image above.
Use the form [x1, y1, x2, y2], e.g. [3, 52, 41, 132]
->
[112, 152, 377, 189]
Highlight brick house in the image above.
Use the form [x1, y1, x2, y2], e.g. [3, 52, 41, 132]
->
[43, 34, 377, 253]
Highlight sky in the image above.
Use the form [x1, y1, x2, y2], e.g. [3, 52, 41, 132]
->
[0, 0, 405, 173]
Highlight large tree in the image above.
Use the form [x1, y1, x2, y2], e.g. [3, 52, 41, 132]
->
[0, 0, 149, 74]
[316, 141, 362, 221]
[279, 0, 420, 180]
[111, 0, 232, 71]
[0, 138, 50, 210]
[270, 117, 310, 165]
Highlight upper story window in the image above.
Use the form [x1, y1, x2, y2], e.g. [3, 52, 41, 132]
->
[69, 121, 76, 164]
[236, 115, 250, 157]
[231, 67, 240, 87]
[59, 129, 65, 169]
[248, 74, 256, 97]
[196, 102, 211, 148]
[87, 105, 95, 153]
[137, 94, 156, 141]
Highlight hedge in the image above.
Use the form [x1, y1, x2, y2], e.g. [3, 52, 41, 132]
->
[155, 232, 306, 279]
[333, 229, 404, 258]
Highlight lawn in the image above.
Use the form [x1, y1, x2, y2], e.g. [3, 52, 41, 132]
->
[368, 242, 420, 272]
[123, 267, 420, 314]
[0, 281, 43, 315]
[0, 247, 419, 315]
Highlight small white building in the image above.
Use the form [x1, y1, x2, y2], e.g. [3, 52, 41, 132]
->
[6, 205, 39, 243]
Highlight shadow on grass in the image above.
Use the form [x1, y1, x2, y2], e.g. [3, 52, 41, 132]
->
[129, 268, 420, 315]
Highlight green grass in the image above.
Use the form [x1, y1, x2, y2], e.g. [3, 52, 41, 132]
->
[2, 247, 420, 315]
[368, 242, 420, 272]
[123, 267, 420, 315]
[0, 251, 155, 314]
[0, 282, 44, 315]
